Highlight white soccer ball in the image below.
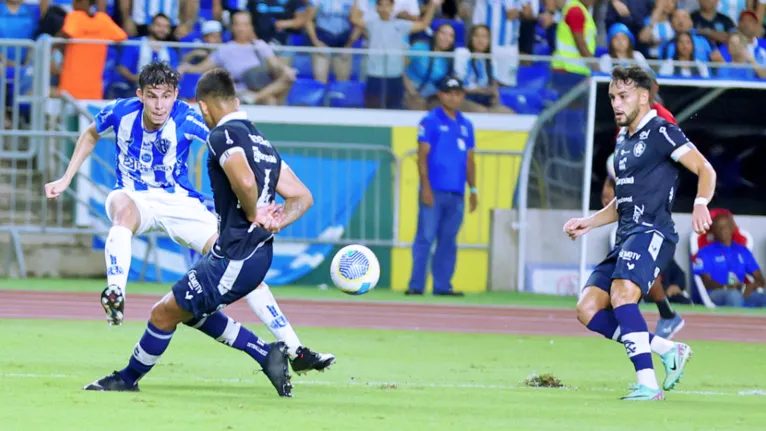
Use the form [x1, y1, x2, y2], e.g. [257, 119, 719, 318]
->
[330, 245, 380, 295]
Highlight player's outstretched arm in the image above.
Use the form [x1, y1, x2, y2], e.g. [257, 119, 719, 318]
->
[275, 162, 313, 229]
[677, 147, 716, 234]
[44, 123, 100, 199]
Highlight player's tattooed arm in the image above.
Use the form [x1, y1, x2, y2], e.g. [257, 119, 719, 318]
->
[275, 162, 314, 229]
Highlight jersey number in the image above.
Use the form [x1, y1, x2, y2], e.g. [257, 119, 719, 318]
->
[257, 169, 273, 207]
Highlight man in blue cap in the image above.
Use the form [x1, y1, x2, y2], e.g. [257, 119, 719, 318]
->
[407, 75, 478, 297]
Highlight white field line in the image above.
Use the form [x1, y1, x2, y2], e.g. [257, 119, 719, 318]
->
[2, 372, 764, 397]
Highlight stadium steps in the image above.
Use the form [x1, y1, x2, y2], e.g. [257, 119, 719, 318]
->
[0, 170, 75, 226]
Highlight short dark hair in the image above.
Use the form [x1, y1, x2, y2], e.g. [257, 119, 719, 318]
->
[195, 68, 237, 102]
[610, 65, 653, 92]
[138, 62, 180, 91]
[152, 13, 171, 24]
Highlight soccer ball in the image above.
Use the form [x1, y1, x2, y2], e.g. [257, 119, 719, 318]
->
[330, 245, 380, 295]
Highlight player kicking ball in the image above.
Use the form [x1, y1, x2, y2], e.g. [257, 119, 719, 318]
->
[44, 62, 333, 375]
[83, 68, 319, 396]
[564, 66, 716, 400]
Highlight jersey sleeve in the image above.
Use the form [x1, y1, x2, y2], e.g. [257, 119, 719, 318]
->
[207, 126, 247, 168]
[182, 109, 210, 143]
[417, 116, 437, 146]
[656, 123, 694, 162]
[93, 99, 120, 135]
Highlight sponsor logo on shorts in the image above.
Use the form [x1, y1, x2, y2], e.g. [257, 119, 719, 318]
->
[187, 270, 202, 298]
[618, 250, 641, 261]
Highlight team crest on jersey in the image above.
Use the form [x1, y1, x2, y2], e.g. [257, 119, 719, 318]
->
[457, 138, 466, 151]
[153, 137, 172, 154]
[461, 125, 468, 136]
[633, 141, 646, 157]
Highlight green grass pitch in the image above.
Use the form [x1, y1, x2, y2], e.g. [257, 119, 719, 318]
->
[1, 280, 765, 430]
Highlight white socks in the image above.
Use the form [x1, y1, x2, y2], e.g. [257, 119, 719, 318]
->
[104, 225, 133, 295]
[245, 283, 302, 358]
[637, 369, 660, 390]
[650, 335, 675, 356]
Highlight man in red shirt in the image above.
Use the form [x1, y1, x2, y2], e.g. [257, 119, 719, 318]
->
[601, 70, 685, 339]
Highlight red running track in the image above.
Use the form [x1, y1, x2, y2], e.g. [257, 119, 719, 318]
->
[1, 290, 765, 343]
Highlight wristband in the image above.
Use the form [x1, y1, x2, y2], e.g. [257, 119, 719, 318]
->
[470, 187, 478, 194]
[694, 197, 709, 206]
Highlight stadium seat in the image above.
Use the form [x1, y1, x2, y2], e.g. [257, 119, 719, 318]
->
[179, 73, 202, 100]
[689, 209, 754, 308]
[287, 79, 326, 106]
[293, 54, 313, 79]
[431, 19, 466, 47]
[327, 80, 365, 108]
[517, 64, 550, 89]
[594, 46, 608, 58]
[498, 87, 544, 114]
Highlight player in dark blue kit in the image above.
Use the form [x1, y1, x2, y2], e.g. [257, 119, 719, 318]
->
[564, 66, 717, 401]
[83, 68, 317, 397]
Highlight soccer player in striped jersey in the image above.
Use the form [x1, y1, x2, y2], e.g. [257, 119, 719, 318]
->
[44, 62, 334, 375]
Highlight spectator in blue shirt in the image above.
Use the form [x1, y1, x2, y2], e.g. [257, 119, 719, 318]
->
[117, 13, 179, 93]
[407, 76, 478, 297]
[717, 32, 766, 80]
[0, 0, 39, 66]
[403, 22, 456, 110]
[693, 212, 766, 307]
[660, 9, 722, 61]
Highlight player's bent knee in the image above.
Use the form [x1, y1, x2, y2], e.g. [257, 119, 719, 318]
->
[109, 192, 140, 231]
[610, 279, 642, 308]
[576, 286, 610, 326]
[149, 293, 191, 332]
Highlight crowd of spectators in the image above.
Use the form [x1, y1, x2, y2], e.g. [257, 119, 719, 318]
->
[2, 0, 766, 110]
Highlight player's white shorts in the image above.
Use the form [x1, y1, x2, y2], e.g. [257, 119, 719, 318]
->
[105, 189, 217, 254]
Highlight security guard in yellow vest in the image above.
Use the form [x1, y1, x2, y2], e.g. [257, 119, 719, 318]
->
[551, 0, 597, 95]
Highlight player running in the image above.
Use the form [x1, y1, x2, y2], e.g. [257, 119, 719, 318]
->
[601, 70, 685, 339]
[564, 66, 716, 400]
[44, 62, 333, 375]
[84, 67, 313, 396]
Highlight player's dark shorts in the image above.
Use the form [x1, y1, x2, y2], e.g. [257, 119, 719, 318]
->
[586, 231, 676, 294]
[172, 241, 273, 319]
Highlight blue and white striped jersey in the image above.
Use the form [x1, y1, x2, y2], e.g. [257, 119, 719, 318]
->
[94, 98, 210, 199]
[472, 0, 521, 47]
[717, 0, 747, 22]
[131, 0, 181, 25]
